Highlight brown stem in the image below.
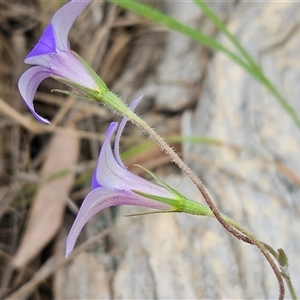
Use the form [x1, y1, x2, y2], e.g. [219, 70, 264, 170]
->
[131, 114, 285, 300]
[224, 217, 285, 300]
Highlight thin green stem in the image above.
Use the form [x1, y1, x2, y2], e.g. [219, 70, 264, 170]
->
[277, 249, 297, 300]
[285, 275, 297, 300]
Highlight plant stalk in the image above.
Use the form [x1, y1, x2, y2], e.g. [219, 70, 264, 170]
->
[129, 112, 285, 300]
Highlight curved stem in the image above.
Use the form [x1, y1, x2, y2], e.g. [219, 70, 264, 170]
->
[96, 90, 285, 299]
[129, 112, 285, 300]
[223, 216, 285, 300]
[131, 114, 248, 239]
[184, 198, 285, 299]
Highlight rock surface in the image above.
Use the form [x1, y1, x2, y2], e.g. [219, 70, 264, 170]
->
[185, 1, 300, 298]
[57, 2, 300, 299]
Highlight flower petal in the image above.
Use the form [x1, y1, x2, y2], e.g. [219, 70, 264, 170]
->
[27, 51, 97, 90]
[66, 187, 170, 256]
[52, 0, 91, 51]
[18, 66, 51, 124]
[91, 170, 100, 189]
[50, 51, 98, 90]
[95, 122, 175, 199]
[26, 24, 56, 62]
[25, 52, 52, 68]
[114, 95, 143, 167]
[91, 123, 117, 189]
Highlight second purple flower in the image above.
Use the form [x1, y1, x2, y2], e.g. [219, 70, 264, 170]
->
[66, 96, 179, 257]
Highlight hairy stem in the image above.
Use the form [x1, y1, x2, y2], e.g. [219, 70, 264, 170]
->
[130, 114, 248, 239]
[223, 216, 285, 299]
[129, 112, 285, 300]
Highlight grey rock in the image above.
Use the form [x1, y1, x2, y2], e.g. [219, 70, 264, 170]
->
[185, 1, 300, 298]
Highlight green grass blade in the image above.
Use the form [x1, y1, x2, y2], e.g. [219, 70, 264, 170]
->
[194, 0, 259, 72]
[108, 0, 300, 129]
[194, 0, 300, 129]
[108, 0, 256, 77]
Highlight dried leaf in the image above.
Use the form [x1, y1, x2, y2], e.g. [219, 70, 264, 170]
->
[12, 123, 79, 268]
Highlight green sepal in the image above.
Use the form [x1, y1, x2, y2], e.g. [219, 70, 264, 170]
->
[50, 74, 103, 99]
[135, 164, 185, 199]
[51, 51, 141, 123]
[50, 77, 136, 121]
[134, 189, 213, 217]
[71, 51, 138, 120]
[124, 210, 178, 217]
[51, 89, 87, 98]
[132, 189, 180, 210]
[133, 164, 213, 217]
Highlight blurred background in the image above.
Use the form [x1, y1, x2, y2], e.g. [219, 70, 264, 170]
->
[1, 1, 300, 299]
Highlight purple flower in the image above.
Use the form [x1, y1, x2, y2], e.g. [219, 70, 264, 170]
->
[66, 96, 176, 257]
[18, 0, 96, 124]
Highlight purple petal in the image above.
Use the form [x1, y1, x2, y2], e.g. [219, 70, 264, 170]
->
[66, 187, 170, 256]
[95, 122, 175, 199]
[91, 170, 100, 189]
[52, 0, 91, 51]
[26, 24, 56, 60]
[91, 123, 117, 189]
[25, 52, 52, 67]
[27, 51, 97, 90]
[114, 95, 143, 167]
[18, 66, 51, 124]
[49, 51, 98, 90]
